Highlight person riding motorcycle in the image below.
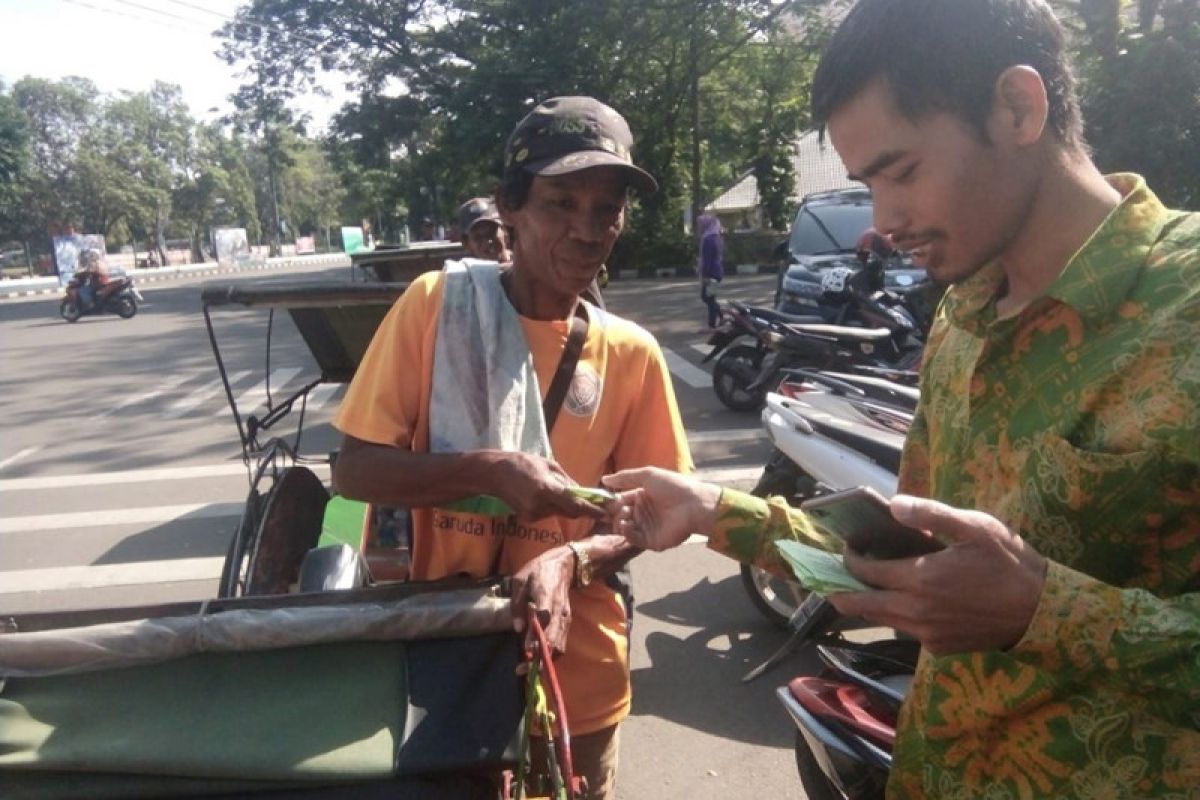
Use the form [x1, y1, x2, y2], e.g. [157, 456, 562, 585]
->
[76, 248, 109, 309]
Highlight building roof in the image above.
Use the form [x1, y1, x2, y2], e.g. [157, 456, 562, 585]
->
[705, 130, 862, 214]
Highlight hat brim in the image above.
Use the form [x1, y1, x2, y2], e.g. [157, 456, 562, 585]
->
[524, 152, 658, 195]
[465, 215, 502, 232]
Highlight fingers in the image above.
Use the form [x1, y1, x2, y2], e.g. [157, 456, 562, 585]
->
[890, 494, 1000, 545]
[601, 467, 658, 492]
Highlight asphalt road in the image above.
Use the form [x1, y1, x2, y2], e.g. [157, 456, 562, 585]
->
[0, 261, 818, 798]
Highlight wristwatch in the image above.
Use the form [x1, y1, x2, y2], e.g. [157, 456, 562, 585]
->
[566, 541, 593, 588]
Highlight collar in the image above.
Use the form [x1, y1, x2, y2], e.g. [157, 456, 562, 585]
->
[944, 174, 1169, 332]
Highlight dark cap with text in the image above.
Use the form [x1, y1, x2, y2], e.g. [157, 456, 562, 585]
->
[504, 96, 657, 195]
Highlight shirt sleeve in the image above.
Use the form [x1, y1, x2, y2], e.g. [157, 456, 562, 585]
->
[706, 489, 841, 580]
[1012, 563, 1200, 710]
[333, 272, 439, 449]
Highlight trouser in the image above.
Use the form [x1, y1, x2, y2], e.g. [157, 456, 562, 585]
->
[701, 279, 722, 327]
[528, 722, 620, 800]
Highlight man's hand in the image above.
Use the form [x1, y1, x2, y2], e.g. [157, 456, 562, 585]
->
[510, 545, 576, 659]
[602, 467, 721, 551]
[486, 451, 606, 521]
[829, 495, 1048, 655]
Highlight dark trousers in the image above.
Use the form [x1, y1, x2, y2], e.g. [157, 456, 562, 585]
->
[701, 279, 721, 327]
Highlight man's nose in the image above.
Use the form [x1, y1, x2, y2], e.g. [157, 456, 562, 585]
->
[571, 210, 614, 243]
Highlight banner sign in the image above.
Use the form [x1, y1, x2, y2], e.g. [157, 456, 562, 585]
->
[53, 234, 107, 287]
[213, 228, 265, 269]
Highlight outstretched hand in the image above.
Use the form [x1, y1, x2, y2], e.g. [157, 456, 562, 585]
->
[829, 494, 1048, 655]
[489, 451, 606, 521]
[602, 467, 722, 552]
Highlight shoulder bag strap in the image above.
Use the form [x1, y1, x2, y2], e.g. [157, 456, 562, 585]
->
[541, 302, 589, 434]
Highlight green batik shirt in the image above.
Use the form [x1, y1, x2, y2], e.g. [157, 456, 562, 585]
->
[709, 175, 1200, 798]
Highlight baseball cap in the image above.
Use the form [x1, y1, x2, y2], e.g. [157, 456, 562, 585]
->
[457, 197, 502, 233]
[504, 96, 658, 195]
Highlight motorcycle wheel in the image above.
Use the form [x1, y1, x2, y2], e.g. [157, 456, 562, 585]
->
[115, 296, 137, 318]
[712, 344, 766, 412]
[741, 564, 809, 628]
[59, 298, 81, 323]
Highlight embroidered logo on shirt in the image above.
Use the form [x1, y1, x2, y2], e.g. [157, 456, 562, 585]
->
[564, 363, 602, 417]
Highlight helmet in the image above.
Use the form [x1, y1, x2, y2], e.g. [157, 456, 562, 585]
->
[820, 266, 855, 295]
[855, 228, 894, 265]
[80, 248, 103, 267]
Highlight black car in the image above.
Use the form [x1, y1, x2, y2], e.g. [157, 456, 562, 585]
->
[774, 188, 927, 315]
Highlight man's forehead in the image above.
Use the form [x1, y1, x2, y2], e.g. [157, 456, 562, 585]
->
[536, 167, 631, 194]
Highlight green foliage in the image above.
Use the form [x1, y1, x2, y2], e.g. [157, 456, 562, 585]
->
[220, 0, 819, 265]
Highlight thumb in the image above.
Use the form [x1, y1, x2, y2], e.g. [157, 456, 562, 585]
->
[601, 468, 651, 492]
[889, 494, 990, 545]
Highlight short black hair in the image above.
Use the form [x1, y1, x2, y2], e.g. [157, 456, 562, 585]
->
[812, 0, 1083, 149]
[496, 169, 535, 212]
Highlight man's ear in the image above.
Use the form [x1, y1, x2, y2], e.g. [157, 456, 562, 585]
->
[990, 65, 1049, 147]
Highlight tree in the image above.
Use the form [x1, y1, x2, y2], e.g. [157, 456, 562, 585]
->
[0, 82, 32, 243]
[1052, 0, 1200, 209]
[173, 123, 260, 262]
[219, 0, 820, 271]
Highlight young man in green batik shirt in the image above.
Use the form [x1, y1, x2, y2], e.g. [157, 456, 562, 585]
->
[605, 0, 1200, 797]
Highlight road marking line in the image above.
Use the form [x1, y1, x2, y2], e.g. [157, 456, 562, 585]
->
[0, 557, 225, 594]
[688, 429, 764, 444]
[691, 343, 714, 357]
[162, 370, 251, 418]
[661, 347, 711, 389]
[219, 367, 304, 416]
[0, 502, 246, 534]
[304, 383, 344, 410]
[90, 374, 193, 420]
[0, 446, 41, 472]
[0, 461, 330, 492]
[693, 466, 762, 485]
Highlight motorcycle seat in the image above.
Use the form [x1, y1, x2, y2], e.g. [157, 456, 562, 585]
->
[782, 323, 893, 343]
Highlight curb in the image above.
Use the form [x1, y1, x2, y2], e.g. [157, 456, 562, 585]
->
[1, 254, 350, 300]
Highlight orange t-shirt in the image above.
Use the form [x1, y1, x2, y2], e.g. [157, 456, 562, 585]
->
[333, 270, 693, 734]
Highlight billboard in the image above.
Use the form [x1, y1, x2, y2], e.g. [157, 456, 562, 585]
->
[340, 226, 372, 255]
[295, 235, 316, 255]
[213, 227, 265, 269]
[53, 234, 108, 287]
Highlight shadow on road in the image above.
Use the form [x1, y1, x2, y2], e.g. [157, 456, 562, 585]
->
[630, 572, 820, 749]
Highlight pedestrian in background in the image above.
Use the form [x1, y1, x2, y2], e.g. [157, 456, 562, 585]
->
[696, 212, 724, 329]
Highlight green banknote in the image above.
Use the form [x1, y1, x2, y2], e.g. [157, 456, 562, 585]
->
[775, 540, 869, 595]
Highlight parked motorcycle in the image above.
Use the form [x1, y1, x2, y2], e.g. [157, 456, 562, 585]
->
[735, 367, 921, 797]
[708, 260, 927, 412]
[704, 300, 823, 412]
[60, 270, 143, 322]
[743, 369, 915, 626]
[777, 611, 917, 800]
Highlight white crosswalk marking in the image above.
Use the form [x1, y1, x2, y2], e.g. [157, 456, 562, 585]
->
[219, 367, 304, 416]
[0, 502, 245, 535]
[90, 374, 194, 420]
[163, 370, 251, 418]
[661, 347, 712, 389]
[304, 383, 344, 410]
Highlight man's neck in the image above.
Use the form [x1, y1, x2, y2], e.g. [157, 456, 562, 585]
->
[994, 151, 1122, 318]
[502, 266, 577, 320]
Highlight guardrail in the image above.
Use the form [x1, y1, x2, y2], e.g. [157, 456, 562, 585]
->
[0, 253, 352, 299]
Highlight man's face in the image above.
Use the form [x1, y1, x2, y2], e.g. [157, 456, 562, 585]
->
[464, 220, 509, 261]
[827, 79, 1036, 285]
[503, 166, 627, 296]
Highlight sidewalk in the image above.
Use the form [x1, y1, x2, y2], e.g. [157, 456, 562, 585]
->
[0, 253, 352, 299]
